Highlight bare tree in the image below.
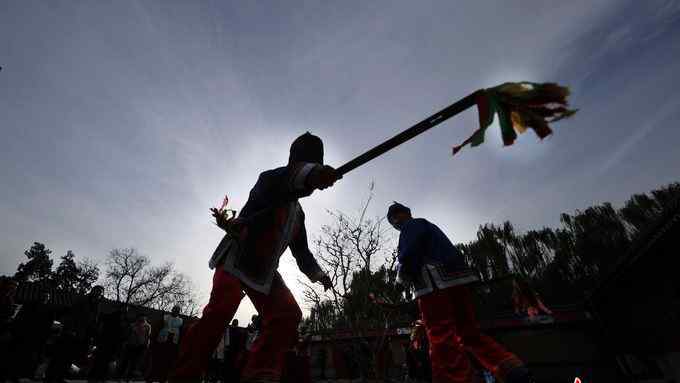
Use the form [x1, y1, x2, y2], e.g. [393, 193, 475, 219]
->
[300, 183, 406, 381]
[103, 248, 200, 316]
[301, 183, 391, 324]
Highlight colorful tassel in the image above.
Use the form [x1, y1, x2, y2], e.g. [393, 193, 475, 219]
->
[452, 82, 577, 155]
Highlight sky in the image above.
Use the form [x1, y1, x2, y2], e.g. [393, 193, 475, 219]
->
[1, 0, 680, 324]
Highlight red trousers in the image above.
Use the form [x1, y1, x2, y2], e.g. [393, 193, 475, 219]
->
[418, 285, 524, 383]
[172, 268, 302, 382]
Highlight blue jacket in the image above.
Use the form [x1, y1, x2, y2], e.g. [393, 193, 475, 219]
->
[397, 218, 470, 279]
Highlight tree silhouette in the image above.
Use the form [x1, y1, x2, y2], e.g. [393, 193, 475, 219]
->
[300, 185, 407, 380]
[103, 248, 199, 316]
[14, 242, 54, 283]
[458, 182, 680, 303]
[53, 250, 100, 294]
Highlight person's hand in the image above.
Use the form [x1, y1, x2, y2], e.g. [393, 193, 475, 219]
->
[310, 165, 341, 190]
[210, 208, 246, 239]
[210, 207, 229, 231]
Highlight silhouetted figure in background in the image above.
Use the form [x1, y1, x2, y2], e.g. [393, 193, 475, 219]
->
[0, 277, 19, 383]
[245, 314, 261, 351]
[224, 319, 246, 383]
[118, 314, 151, 382]
[404, 321, 431, 383]
[146, 306, 183, 383]
[89, 308, 127, 382]
[9, 290, 55, 380]
[46, 285, 104, 383]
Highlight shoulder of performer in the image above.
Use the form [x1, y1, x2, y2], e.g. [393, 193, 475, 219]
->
[257, 164, 318, 192]
[401, 217, 430, 233]
[243, 167, 289, 203]
[257, 166, 289, 182]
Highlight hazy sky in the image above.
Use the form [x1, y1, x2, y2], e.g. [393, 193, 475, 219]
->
[2, 1, 679, 323]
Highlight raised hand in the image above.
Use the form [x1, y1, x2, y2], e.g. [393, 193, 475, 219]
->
[309, 165, 342, 190]
[210, 207, 229, 231]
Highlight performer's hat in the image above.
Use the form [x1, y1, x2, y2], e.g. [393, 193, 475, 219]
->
[289, 132, 324, 164]
[387, 202, 411, 222]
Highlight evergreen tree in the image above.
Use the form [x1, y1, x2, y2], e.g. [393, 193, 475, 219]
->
[15, 242, 54, 283]
[54, 251, 100, 294]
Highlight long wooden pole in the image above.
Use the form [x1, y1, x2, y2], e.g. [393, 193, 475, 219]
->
[337, 91, 478, 176]
[222, 91, 479, 226]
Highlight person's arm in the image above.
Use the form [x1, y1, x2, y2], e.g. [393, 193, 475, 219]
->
[289, 211, 331, 289]
[397, 220, 428, 274]
[238, 166, 311, 222]
[242, 164, 339, 216]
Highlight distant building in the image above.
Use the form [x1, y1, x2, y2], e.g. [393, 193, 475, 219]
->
[13, 282, 197, 327]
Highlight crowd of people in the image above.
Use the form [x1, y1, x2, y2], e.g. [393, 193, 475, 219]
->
[0, 277, 263, 383]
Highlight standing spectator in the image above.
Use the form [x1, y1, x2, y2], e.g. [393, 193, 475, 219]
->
[207, 325, 227, 383]
[45, 285, 104, 383]
[159, 306, 184, 347]
[403, 343, 417, 382]
[0, 278, 19, 326]
[146, 306, 183, 383]
[224, 319, 247, 383]
[376, 337, 395, 382]
[119, 314, 152, 382]
[245, 315, 261, 351]
[0, 277, 19, 383]
[89, 308, 127, 382]
[316, 346, 328, 381]
[10, 289, 55, 380]
[409, 320, 431, 382]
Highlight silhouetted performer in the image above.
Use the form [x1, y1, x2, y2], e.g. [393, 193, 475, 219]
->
[171, 132, 338, 383]
[387, 202, 534, 383]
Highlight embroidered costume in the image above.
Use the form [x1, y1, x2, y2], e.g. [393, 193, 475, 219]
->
[388, 202, 533, 383]
[172, 133, 336, 383]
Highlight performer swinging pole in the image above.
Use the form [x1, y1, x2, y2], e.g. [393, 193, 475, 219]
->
[337, 92, 478, 176]
[337, 82, 577, 176]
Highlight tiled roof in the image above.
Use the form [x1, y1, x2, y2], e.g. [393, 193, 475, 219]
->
[13, 282, 197, 321]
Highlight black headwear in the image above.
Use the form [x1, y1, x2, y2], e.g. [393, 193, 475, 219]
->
[289, 132, 324, 164]
[387, 202, 411, 221]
